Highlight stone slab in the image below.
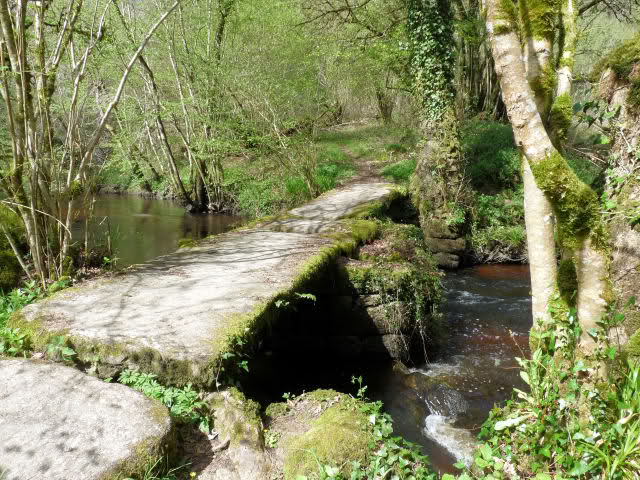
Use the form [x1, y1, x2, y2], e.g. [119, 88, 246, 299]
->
[20, 229, 331, 367]
[289, 183, 393, 220]
[263, 218, 341, 234]
[0, 359, 172, 480]
[17, 182, 395, 377]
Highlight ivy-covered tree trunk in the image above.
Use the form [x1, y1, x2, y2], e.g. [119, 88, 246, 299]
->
[487, 0, 609, 360]
[408, 0, 471, 270]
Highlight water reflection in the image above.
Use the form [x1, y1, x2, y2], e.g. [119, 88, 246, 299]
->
[71, 195, 239, 268]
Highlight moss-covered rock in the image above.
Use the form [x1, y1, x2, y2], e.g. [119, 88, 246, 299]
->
[410, 113, 472, 269]
[208, 388, 267, 480]
[264, 390, 372, 480]
[592, 33, 640, 81]
[334, 227, 441, 359]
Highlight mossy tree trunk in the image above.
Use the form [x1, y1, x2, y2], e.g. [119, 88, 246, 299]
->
[487, 0, 609, 360]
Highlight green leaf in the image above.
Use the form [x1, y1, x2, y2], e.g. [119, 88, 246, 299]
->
[494, 415, 530, 431]
[480, 443, 493, 461]
[568, 461, 589, 477]
[520, 371, 530, 385]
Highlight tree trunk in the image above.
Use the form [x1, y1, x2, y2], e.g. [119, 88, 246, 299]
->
[487, 0, 608, 358]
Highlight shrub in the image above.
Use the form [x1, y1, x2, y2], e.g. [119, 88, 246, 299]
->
[461, 119, 521, 190]
[0, 205, 25, 292]
[381, 157, 418, 183]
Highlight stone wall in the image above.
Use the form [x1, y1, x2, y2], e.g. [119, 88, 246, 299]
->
[262, 223, 442, 363]
[600, 65, 640, 359]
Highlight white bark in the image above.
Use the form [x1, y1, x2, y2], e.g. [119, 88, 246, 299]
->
[487, 6, 557, 325]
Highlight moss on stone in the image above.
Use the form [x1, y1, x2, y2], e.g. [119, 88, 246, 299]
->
[282, 403, 372, 479]
[210, 219, 380, 380]
[306, 388, 345, 404]
[100, 410, 175, 480]
[265, 402, 289, 419]
[228, 387, 263, 427]
[8, 310, 217, 387]
[530, 152, 602, 249]
[176, 238, 197, 249]
[592, 33, 640, 81]
[343, 187, 405, 221]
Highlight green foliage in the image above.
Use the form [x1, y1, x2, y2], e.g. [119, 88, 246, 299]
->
[0, 282, 43, 357]
[0, 205, 25, 292]
[467, 301, 640, 480]
[264, 428, 282, 448]
[45, 335, 77, 363]
[591, 32, 640, 81]
[407, 0, 456, 124]
[565, 152, 603, 190]
[119, 369, 211, 434]
[314, 160, 357, 192]
[472, 188, 527, 260]
[381, 156, 418, 183]
[461, 119, 521, 189]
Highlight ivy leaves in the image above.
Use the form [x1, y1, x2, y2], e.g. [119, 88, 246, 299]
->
[407, 0, 456, 124]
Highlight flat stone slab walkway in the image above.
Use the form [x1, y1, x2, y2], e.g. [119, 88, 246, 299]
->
[0, 359, 172, 480]
[15, 182, 393, 382]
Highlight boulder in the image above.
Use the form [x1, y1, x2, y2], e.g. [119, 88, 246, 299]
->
[0, 359, 173, 480]
[423, 237, 466, 255]
[208, 389, 268, 480]
[361, 334, 410, 359]
[433, 252, 460, 269]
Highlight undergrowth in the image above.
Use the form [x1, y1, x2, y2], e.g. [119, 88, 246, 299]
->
[472, 187, 527, 263]
[381, 156, 418, 183]
[456, 297, 640, 480]
[0, 282, 50, 357]
[297, 377, 437, 480]
[118, 369, 212, 434]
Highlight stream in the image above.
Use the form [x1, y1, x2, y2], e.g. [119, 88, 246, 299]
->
[73, 194, 238, 268]
[81, 195, 532, 474]
[365, 264, 532, 473]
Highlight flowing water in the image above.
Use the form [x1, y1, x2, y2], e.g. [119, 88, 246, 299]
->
[365, 264, 532, 473]
[72, 194, 238, 268]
